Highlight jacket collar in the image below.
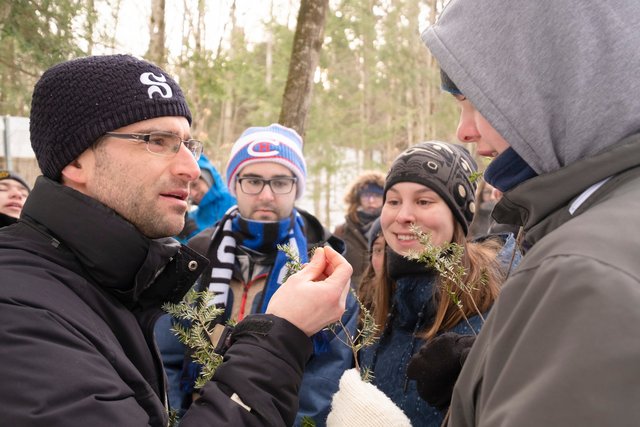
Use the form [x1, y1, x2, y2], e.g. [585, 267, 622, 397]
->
[22, 177, 207, 308]
[492, 134, 640, 246]
[0, 212, 17, 228]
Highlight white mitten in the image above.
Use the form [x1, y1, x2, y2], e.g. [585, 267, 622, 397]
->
[326, 368, 412, 427]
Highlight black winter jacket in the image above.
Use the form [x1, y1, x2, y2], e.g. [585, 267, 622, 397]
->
[0, 177, 312, 426]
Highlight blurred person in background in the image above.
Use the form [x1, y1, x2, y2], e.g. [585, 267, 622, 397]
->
[0, 170, 30, 228]
[356, 217, 384, 314]
[334, 172, 385, 285]
[176, 153, 236, 243]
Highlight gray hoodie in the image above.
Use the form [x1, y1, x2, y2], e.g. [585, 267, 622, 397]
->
[422, 0, 640, 175]
[421, 1, 640, 426]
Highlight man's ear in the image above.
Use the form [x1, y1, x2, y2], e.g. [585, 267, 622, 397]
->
[60, 149, 93, 189]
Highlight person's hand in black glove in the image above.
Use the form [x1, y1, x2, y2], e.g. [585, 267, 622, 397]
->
[406, 332, 476, 411]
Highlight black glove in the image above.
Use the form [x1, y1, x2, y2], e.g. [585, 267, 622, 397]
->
[406, 332, 476, 411]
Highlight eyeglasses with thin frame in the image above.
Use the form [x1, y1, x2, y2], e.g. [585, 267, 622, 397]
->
[104, 131, 203, 160]
[237, 176, 297, 195]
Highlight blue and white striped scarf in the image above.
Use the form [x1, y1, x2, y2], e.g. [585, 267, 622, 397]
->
[204, 206, 308, 313]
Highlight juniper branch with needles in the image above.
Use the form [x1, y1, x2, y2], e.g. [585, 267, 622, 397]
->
[162, 289, 225, 389]
[167, 409, 179, 427]
[328, 288, 379, 382]
[404, 224, 488, 334]
[278, 243, 380, 382]
[469, 170, 483, 184]
[277, 243, 308, 283]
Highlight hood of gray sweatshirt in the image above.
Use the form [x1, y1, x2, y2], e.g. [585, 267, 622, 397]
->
[421, 0, 640, 176]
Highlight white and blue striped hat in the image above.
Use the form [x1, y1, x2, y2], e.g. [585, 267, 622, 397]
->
[226, 124, 307, 199]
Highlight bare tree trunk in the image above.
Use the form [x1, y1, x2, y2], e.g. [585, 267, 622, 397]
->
[108, 0, 122, 51]
[0, 2, 12, 35]
[427, 0, 440, 139]
[406, 88, 414, 148]
[219, 1, 239, 149]
[324, 166, 332, 228]
[215, 0, 236, 59]
[85, 0, 96, 54]
[265, 0, 274, 88]
[146, 0, 166, 66]
[195, 0, 205, 53]
[187, 0, 207, 137]
[278, 0, 329, 135]
[313, 169, 322, 223]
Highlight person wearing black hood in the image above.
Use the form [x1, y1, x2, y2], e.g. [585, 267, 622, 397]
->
[0, 170, 30, 228]
[419, 0, 640, 425]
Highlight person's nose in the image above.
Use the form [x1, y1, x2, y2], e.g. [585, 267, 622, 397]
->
[257, 183, 276, 201]
[395, 203, 415, 224]
[173, 144, 200, 183]
[456, 108, 480, 144]
[8, 188, 25, 200]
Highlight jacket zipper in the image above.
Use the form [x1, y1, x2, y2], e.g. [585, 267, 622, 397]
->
[238, 273, 268, 321]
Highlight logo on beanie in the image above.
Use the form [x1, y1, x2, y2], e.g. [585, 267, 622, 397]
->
[247, 140, 280, 157]
[140, 72, 173, 99]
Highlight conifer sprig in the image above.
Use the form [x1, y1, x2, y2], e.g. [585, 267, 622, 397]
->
[404, 224, 486, 332]
[162, 289, 225, 389]
[279, 243, 380, 382]
[329, 288, 379, 382]
[277, 243, 308, 282]
[469, 170, 483, 184]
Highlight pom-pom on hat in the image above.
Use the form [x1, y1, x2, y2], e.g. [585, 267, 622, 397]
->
[226, 124, 307, 199]
[384, 141, 478, 235]
[30, 54, 191, 180]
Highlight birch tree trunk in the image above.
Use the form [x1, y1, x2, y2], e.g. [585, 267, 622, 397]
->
[278, 0, 329, 135]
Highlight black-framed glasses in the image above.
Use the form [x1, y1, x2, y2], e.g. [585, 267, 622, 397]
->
[237, 176, 297, 195]
[105, 131, 203, 160]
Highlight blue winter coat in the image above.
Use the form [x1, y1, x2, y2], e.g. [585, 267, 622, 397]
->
[176, 154, 236, 243]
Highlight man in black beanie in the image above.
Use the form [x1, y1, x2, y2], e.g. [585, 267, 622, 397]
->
[0, 54, 352, 426]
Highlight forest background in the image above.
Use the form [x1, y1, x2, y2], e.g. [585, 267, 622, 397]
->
[0, 0, 479, 227]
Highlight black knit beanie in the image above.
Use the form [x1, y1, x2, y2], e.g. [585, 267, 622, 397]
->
[30, 54, 192, 180]
[384, 141, 478, 234]
[367, 217, 382, 253]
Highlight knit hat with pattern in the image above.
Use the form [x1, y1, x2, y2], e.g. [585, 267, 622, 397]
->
[226, 124, 307, 199]
[384, 141, 478, 234]
[30, 54, 191, 180]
